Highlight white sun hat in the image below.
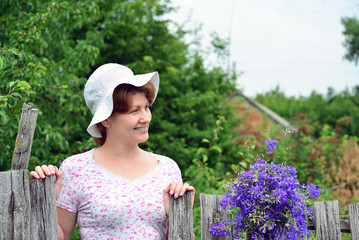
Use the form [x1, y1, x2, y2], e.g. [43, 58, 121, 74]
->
[84, 63, 159, 138]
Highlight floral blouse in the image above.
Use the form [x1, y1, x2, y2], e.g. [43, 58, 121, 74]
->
[56, 149, 182, 239]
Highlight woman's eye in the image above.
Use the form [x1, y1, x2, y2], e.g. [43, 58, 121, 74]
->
[130, 109, 138, 113]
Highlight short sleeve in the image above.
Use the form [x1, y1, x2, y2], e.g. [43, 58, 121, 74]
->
[172, 161, 182, 184]
[56, 158, 79, 213]
[156, 154, 182, 184]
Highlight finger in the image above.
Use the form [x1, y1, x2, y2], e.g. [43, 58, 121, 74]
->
[163, 183, 171, 194]
[35, 166, 46, 178]
[47, 165, 56, 175]
[179, 184, 195, 197]
[54, 166, 63, 182]
[173, 183, 185, 199]
[179, 183, 190, 196]
[29, 171, 40, 179]
[169, 182, 179, 197]
[41, 165, 52, 176]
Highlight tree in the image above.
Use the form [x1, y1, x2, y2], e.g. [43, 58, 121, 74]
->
[341, 16, 359, 65]
[0, 0, 238, 177]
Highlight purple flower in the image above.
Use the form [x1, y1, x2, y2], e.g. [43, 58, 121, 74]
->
[284, 126, 295, 136]
[210, 158, 320, 239]
[301, 183, 321, 198]
[209, 220, 230, 236]
[264, 138, 278, 153]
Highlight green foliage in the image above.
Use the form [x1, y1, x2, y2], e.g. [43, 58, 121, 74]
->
[1, 0, 238, 174]
[184, 116, 238, 237]
[284, 114, 344, 186]
[255, 86, 359, 139]
[1, 1, 239, 239]
[341, 16, 359, 65]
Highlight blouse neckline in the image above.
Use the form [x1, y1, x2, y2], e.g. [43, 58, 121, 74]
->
[88, 149, 162, 183]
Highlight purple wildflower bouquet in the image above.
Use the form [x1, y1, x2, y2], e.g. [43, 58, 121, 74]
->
[210, 132, 321, 240]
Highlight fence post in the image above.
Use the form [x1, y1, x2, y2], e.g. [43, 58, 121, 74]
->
[349, 203, 359, 240]
[0, 170, 31, 240]
[200, 194, 232, 240]
[0, 103, 58, 239]
[11, 103, 39, 170]
[314, 200, 341, 240]
[30, 175, 58, 240]
[168, 191, 194, 240]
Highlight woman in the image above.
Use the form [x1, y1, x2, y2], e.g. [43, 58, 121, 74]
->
[30, 63, 195, 240]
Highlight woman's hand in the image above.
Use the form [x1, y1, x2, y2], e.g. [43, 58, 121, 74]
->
[163, 182, 195, 216]
[30, 165, 63, 200]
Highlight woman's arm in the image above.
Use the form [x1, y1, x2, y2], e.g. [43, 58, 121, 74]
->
[57, 207, 77, 240]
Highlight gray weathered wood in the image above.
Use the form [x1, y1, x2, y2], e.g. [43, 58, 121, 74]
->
[200, 194, 232, 240]
[11, 103, 39, 170]
[307, 218, 350, 233]
[0, 170, 31, 240]
[349, 203, 359, 240]
[314, 200, 341, 240]
[30, 175, 58, 240]
[168, 191, 194, 240]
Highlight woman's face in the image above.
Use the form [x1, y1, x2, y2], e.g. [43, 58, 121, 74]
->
[105, 92, 152, 145]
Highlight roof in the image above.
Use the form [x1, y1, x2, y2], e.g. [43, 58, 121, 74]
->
[227, 91, 293, 130]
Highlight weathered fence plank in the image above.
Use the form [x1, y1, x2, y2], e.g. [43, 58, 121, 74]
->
[0, 170, 31, 240]
[169, 191, 194, 240]
[200, 194, 232, 240]
[11, 103, 39, 170]
[30, 175, 58, 240]
[349, 203, 359, 240]
[307, 218, 351, 233]
[314, 200, 341, 240]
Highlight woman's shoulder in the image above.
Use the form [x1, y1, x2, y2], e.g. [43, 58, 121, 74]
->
[150, 152, 180, 169]
[60, 149, 94, 170]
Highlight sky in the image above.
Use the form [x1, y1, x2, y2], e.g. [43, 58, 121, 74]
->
[168, 0, 359, 98]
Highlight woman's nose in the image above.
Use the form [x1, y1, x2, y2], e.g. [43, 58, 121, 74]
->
[140, 109, 151, 122]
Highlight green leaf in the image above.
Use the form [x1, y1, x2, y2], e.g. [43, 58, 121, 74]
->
[231, 164, 237, 172]
[9, 81, 17, 88]
[17, 81, 30, 91]
[0, 56, 5, 69]
[28, 62, 36, 67]
[143, 56, 153, 62]
[0, 111, 10, 124]
[202, 154, 208, 163]
[197, 147, 205, 155]
[8, 48, 21, 56]
[239, 161, 248, 169]
[211, 145, 222, 154]
[201, 138, 210, 143]
[11, 92, 22, 98]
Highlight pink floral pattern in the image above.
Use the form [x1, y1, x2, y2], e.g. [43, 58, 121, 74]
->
[56, 149, 182, 239]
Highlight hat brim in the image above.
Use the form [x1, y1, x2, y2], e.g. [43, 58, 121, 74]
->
[87, 71, 159, 138]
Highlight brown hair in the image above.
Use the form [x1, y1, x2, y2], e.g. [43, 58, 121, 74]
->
[93, 81, 155, 146]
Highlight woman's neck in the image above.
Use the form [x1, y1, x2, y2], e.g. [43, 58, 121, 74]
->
[98, 139, 142, 162]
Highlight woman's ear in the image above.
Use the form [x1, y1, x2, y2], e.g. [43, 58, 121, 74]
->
[101, 118, 111, 128]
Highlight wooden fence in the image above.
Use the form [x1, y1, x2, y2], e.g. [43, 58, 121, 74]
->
[171, 192, 359, 240]
[2, 103, 359, 240]
[0, 103, 58, 240]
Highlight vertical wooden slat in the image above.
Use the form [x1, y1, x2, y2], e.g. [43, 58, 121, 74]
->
[314, 200, 341, 240]
[0, 170, 31, 240]
[30, 175, 58, 240]
[168, 191, 194, 240]
[200, 194, 232, 240]
[349, 203, 359, 240]
[11, 103, 39, 170]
